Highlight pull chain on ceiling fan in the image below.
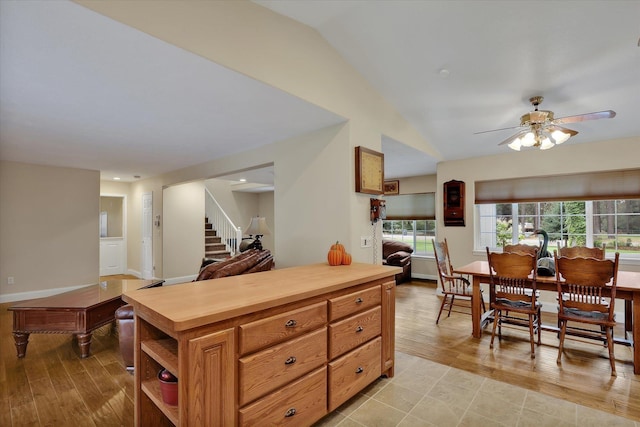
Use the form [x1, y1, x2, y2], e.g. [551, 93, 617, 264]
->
[475, 96, 616, 151]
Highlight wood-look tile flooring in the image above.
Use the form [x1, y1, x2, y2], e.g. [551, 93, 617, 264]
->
[1, 277, 640, 426]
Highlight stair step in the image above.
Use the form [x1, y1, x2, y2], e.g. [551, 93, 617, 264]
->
[206, 243, 226, 251]
[206, 236, 222, 244]
[205, 229, 217, 237]
[205, 223, 213, 230]
[205, 250, 231, 258]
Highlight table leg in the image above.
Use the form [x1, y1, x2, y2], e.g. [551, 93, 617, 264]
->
[633, 294, 640, 375]
[625, 300, 632, 340]
[77, 333, 92, 358]
[472, 276, 482, 338]
[13, 332, 30, 358]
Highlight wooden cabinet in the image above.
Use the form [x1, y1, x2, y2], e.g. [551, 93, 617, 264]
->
[125, 263, 398, 426]
[444, 180, 465, 226]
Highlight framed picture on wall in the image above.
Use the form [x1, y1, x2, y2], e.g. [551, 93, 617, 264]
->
[384, 180, 399, 195]
[355, 146, 384, 195]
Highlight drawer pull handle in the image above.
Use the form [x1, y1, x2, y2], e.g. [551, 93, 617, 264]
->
[285, 319, 297, 328]
[284, 408, 296, 418]
[355, 367, 364, 374]
[355, 326, 364, 333]
[355, 297, 364, 304]
[284, 356, 297, 365]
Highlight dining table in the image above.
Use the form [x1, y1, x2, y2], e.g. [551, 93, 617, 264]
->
[454, 260, 640, 374]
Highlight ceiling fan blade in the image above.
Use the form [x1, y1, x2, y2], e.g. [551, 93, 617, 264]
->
[473, 125, 522, 135]
[553, 110, 616, 124]
[497, 130, 528, 146]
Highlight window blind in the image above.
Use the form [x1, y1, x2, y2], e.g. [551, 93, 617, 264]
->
[384, 193, 435, 220]
[475, 169, 640, 204]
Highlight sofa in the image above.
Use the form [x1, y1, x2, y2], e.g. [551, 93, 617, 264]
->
[115, 249, 274, 370]
[382, 239, 413, 284]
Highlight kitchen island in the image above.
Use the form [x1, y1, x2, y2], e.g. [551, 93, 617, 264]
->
[123, 262, 399, 426]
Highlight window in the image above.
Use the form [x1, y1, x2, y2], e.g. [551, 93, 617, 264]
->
[382, 192, 436, 255]
[476, 199, 640, 259]
[382, 220, 436, 255]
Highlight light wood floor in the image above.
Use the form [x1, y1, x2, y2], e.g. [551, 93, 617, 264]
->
[1, 278, 639, 425]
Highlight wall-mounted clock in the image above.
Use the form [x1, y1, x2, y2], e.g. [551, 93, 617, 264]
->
[355, 146, 384, 195]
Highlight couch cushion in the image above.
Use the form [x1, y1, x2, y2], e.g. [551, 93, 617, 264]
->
[386, 251, 412, 265]
[382, 240, 413, 259]
[210, 250, 272, 279]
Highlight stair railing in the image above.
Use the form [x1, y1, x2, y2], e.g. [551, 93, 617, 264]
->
[205, 188, 242, 256]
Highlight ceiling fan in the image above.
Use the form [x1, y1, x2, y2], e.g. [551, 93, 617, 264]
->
[475, 96, 616, 151]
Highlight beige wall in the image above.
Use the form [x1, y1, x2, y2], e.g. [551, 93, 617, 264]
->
[0, 161, 99, 300]
[74, 0, 438, 271]
[437, 137, 640, 273]
[163, 181, 205, 282]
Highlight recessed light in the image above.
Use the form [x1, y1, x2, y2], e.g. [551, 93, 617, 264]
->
[239, 178, 247, 182]
[113, 177, 121, 181]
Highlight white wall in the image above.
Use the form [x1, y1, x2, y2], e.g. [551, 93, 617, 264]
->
[0, 161, 99, 301]
[162, 181, 205, 283]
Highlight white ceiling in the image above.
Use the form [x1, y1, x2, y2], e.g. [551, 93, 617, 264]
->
[1, 1, 639, 187]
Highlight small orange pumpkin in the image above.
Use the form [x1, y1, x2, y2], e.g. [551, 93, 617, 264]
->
[341, 252, 352, 265]
[327, 248, 343, 266]
[330, 241, 346, 253]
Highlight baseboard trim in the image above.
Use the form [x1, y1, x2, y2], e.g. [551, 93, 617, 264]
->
[163, 275, 198, 286]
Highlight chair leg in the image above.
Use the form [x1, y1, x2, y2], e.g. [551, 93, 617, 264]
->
[605, 326, 617, 376]
[536, 308, 542, 345]
[447, 295, 455, 317]
[557, 320, 567, 364]
[490, 309, 500, 349]
[436, 294, 448, 324]
[528, 314, 535, 359]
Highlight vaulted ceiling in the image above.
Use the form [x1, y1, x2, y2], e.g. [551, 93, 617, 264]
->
[1, 1, 638, 184]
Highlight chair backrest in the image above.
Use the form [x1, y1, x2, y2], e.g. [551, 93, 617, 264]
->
[554, 252, 619, 320]
[433, 238, 454, 285]
[557, 244, 606, 260]
[503, 243, 538, 257]
[486, 248, 538, 301]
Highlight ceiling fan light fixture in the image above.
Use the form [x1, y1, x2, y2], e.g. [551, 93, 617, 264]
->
[539, 137, 555, 150]
[551, 129, 571, 144]
[521, 132, 536, 147]
[508, 138, 522, 151]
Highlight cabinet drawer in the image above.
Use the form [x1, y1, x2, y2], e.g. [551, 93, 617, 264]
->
[239, 327, 327, 406]
[328, 337, 382, 412]
[329, 306, 381, 359]
[239, 301, 327, 355]
[329, 285, 380, 321]
[239, 367, 327, 427]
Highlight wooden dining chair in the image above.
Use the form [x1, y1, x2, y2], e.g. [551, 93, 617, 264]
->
[433, 239, 486, 324]
[554, 252, 620, 376]
[503, 243, 538, 256]
[557, 244, 606, 260]
[486, 248, 541, 358]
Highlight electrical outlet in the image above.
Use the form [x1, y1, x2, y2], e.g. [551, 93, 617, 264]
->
[360, 236, 372, 248]
[7, 276, 15, 285]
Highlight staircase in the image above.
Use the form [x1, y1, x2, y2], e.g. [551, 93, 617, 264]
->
[205, 218, 231, 259]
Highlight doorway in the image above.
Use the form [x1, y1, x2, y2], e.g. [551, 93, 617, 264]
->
[99, 195, 126, 276]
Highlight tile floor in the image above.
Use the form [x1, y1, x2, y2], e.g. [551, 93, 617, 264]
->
[314, 351, 638, 427]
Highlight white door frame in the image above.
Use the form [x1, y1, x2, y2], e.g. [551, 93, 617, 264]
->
[142, 192, 153, 279]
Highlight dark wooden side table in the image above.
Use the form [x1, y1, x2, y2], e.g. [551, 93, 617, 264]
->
[9, 278, 163, 358]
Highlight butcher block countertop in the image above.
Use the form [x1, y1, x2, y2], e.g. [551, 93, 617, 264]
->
[123, 262, 400, 334]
